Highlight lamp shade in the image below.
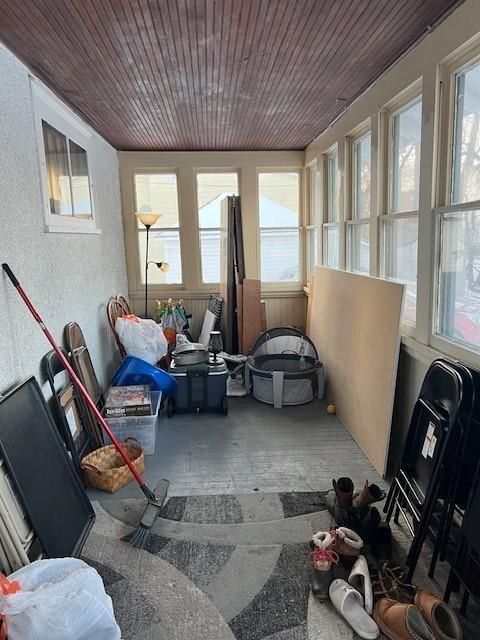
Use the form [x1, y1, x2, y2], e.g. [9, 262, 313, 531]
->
[135, 212, 162, 227]
[159, 262, 170, 273]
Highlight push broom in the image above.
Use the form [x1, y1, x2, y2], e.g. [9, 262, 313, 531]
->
[2, 263, 168, 548]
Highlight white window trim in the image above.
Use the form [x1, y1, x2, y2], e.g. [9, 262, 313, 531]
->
[133, 169, 183, 289]
[257, 168, 304, 291]
[305, 161, 320, 284]
[31, 79, 100, 235]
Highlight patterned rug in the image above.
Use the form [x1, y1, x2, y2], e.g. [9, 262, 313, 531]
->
[82, 492, 372, 640]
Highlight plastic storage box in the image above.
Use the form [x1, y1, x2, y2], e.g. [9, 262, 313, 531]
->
[103, 391, 161, 455]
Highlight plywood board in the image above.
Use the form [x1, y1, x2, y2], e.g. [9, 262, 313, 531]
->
[308, 267, 404, 476]
[241, 279, 262, 354]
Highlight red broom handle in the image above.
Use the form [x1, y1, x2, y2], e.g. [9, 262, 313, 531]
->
[2, 264, 146, 487]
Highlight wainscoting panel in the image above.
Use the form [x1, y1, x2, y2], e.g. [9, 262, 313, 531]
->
[129, 293, 307, 348]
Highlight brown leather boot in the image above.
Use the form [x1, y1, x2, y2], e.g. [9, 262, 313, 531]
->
[331, 527, 363, 566]
[325, 477, 354, 524]
[374, 599, 435, 639]
[353, 480, 386, 509]
[414, 591, 463, 640]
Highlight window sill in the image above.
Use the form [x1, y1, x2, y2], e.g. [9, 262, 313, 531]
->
[45, 222, 101, 235]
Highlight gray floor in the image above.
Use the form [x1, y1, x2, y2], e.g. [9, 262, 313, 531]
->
[90, 396, 385, 501]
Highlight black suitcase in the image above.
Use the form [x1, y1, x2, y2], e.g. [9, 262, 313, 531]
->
[167, 359, 228, 416]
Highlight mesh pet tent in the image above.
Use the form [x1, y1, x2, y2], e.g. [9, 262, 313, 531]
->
[246, 327, 324, 408]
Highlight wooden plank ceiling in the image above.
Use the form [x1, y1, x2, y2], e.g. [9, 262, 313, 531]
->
[0, 0, 463, 151]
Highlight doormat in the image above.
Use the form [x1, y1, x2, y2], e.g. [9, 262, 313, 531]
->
[83, 490, 375, 639]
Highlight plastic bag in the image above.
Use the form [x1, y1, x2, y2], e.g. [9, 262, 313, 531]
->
[116, 314, 168, 364]
[0, 558, 121, 640]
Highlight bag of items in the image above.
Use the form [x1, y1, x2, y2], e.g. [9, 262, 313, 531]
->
[116, 314, 168, 364]
[0, 558, 121, 640]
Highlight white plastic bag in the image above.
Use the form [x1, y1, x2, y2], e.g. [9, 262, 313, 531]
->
[0, 558, 121, 640]
[116, 315, 168, 364]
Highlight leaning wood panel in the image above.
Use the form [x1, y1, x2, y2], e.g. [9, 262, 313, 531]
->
[308, 267, 404, 476]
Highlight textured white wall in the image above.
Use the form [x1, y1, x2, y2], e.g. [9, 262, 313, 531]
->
[0, 44, 128, 395]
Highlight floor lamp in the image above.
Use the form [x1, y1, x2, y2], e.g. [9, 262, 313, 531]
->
[135, 212, 170, 318]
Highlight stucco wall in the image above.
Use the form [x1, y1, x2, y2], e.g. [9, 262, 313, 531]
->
[0, 44, 127, 396]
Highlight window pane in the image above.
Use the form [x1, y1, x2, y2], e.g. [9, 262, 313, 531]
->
[197, 173, 238, 228]
[437, 210, 480, 351]
[325, 226, 340, 268]
[348, 223, 370, 274]
[452, 61, 480, 204]
[390, 99, 422, 213]
[259, 173, 299, 228]
[139, 230, 182, 284]
[69, 140, 92, 219]
[200, 230, 220, 283]
[328, 155, 339, 222]
[260, 229, 299, 282]
[353, 135, 371, 219]
[309, 167, 319, 225]
[383, 216, 418, 323]
[42, 121, 72, 216]
[134, 174, 179, 228]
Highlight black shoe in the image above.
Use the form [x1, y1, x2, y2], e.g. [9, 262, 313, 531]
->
[371, 521, 392, 562]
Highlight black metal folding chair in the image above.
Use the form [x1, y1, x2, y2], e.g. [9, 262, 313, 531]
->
[384, 359, 474, 580]
[445, 458, 480, 615]
[43, 348, 98, 478]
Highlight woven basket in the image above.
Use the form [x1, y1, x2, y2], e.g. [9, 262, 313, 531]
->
[81, 440, 145, 493]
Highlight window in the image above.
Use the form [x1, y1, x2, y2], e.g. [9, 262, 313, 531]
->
[134, 173, 182, 285]
[451, 60, 480, 204]
[306, 164, 320, 283]
[33, 80, 97, 233]
[390, 99, 422, 213]
[382, 96, 422, 323]
[323, 151, 340, 268]
[197, 172, 238, 283]
[258, 172, 300, 284]
[436, 210, 480, 352]
[347, 133, 371, 274]
[434, 55, 480, 355]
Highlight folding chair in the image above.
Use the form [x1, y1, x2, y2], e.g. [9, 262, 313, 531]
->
[43, 348, 97, 477]
[384, 359, 474, 580]
[107, 297, 128, 358]
[445, 458, 480, 615]
[64, 322, 104, 448]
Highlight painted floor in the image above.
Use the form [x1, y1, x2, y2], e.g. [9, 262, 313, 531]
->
[89, 396, 385, 502]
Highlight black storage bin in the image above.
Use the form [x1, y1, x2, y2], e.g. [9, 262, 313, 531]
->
[168, 360, 228, 416]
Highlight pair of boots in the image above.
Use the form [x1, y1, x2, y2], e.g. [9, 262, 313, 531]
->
[325, 478, 386, 544]
[310, 527, 364, 600]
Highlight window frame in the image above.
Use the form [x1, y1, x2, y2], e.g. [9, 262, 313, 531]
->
[322, 146, 341, 269]
[31, 79, 99, 235]
[195, 169, 239, 287]
[305, 161, 320, 285]
[257, 168, 304, 290]
[431, 43, 480, 362]
[347, 127, 371, 274]
[380, 87, 423, 332]
[133, 169, 183, 290]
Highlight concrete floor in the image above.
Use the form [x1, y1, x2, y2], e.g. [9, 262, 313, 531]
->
[90, 396, 385, 501]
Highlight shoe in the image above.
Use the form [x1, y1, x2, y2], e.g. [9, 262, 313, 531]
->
[374, 598, 435, 639]
[353, 481, 386, 509]
[349, 555, 373, 615]
[325, 477, 354, 524]
[329, 579, 379, 639]
[346, 505, 381, 544]
[414, 591, 463, 640]
[310, 530, 338, 601]
[371, 521, 392, 562]
[371, 562, 417, 604]
[331, 526, 364, 566]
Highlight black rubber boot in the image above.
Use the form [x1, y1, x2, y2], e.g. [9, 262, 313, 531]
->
[311, 566, 334, 601]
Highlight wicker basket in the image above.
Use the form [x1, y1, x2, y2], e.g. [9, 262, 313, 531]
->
[81, 440, 144, 493]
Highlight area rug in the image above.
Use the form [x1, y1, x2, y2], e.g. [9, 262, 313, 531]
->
[82, 492, 371, 640]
